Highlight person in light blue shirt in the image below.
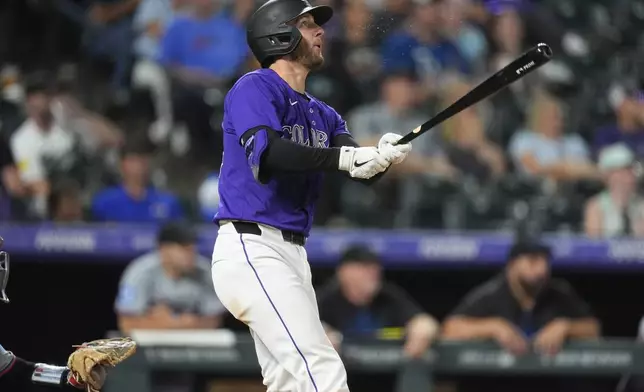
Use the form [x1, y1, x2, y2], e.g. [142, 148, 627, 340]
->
[159, 0, 248, 80]
[508, 90, 597, 181]
[91, 144, 184, 223]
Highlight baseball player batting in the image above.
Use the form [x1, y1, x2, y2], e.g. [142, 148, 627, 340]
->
[0, 236, 136, 391]
[210, 1, 411, 392]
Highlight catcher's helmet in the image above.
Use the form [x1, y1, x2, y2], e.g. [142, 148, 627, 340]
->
[0, 236, 8, 303]
[247, 0, 333, 68]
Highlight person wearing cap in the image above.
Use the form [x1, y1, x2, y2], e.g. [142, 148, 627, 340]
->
[584, 143, 644, 238]
[115, 222, 225, 336]
[593, 80, 644, 158]
[91, 142, 184, 223]
[317, 245, 439, 359]
[443, 240, 599, 357]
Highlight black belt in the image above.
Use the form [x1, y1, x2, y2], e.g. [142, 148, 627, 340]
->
[231, 221, 306, 246]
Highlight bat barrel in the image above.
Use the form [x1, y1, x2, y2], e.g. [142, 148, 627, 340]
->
[536, 43, 553, 59]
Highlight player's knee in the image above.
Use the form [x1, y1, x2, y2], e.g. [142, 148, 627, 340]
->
[309, 351, 348, 392]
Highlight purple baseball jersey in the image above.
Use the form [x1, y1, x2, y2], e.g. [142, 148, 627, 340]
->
[215, 68, 350, 235]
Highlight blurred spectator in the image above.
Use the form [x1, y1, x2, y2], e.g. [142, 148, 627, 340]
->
[508, 89, 597, 181]
[10, 77, 78, 218]
[115, 222, 224, 335]
[485, 9, 529, 145]
[91, 143, 184, 222]
[159, 0, 247, 84]
[131, 0, 176, 144]
[197, 171, 219, 222]
[442, 240, 600, 353]
[488, 8, 524, 79]
[0, 135, 27, 220]
[594, 82, 644, 159]
[159, 0, 247, 159]
[438, 0, 487, 74]
[442, 240, 600, 392]
[440, 79, 505, 181]
[0, 65, 26, 136]
[484, 0, 588, 60]
[314, 0, 375, 113]
[381, 0, 470, 93]
[347, 72, 455, 178]
[86, 0, 139, 95]
[318, 245, 439, 358]
[55, 0, 139, 95]
[47, 178, 85, 223]
[584, 144, 644, 238]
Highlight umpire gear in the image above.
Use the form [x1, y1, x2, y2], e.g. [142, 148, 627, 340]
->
[247, 0, 333, 68]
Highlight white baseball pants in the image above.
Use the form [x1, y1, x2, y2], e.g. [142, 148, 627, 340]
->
[211, 222, 350, 392]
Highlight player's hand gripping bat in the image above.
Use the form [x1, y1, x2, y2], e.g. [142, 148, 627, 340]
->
[394, 43, 553, 146]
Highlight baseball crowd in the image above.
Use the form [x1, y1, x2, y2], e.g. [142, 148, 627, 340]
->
[1, 0, 644, 236]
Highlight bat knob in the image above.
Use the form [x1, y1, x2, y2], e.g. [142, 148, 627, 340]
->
[537, 43, 553, 59]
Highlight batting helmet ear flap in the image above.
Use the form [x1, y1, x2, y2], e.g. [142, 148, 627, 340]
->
[254, 27, 304, 68]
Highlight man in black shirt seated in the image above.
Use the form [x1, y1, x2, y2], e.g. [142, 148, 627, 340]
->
[442, 240, 602, 392]
[317, 245, 439, 358]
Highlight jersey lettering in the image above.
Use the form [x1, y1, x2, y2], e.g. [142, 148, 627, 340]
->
[283, 124, 329, 148]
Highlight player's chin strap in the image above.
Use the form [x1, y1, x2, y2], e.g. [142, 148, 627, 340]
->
[0, 235, 9, 304]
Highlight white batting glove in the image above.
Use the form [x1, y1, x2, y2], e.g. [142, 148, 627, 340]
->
[338, 146, 390, 179]
[378, 133, 412, 164]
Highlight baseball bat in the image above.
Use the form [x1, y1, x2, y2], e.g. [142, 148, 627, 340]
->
[395, 43, 553, 145]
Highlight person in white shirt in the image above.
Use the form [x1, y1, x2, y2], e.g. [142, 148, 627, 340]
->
[9, 78, 76, 218]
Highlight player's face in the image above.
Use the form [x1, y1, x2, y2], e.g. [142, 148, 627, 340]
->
[415, 3, 437, 29]
[26, 92, 52, 118]
[510, 254, 550, 297]
[338, 262, 382, 306]
[291, 14, 325, 70]
[382, 76, 416, 110]
[164, 243, 196, 273]
[538, 99, 563, 137]
[607, 166, 636, 193]
[121, 154, 150, 183]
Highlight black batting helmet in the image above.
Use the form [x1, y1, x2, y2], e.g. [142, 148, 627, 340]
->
[247, 0, 333, 68]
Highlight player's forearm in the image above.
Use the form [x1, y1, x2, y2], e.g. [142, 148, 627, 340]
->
[0, 355, 79, 390]
[119, 314, 221, 333]
[262, 137, 341, 172]
[177, 315, 222, 329]
[1, 166, 26, 197]
[564, 318, 601, 339]
[442, 317, 501, 340]
[118, 315, 184, 334]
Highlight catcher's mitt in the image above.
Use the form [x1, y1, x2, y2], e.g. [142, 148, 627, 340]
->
[67, 337, 137, 391]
